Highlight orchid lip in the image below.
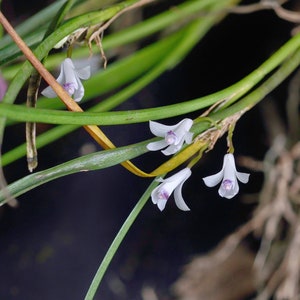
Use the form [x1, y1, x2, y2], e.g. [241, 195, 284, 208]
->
[158, 190, 169, 200]
[63, 82, 76, 95]
[165, 130, 177, 145]
[222, 179, 233, 190]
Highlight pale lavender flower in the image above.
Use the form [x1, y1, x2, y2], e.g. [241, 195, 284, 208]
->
[151, 168, 191, 211]
[147, 118, 193, 155]
[202, 153, 250, 199]
[41, 58, 90, 102]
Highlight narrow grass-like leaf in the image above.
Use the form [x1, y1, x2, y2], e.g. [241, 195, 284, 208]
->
[0, 140, 149, 205]
[84, 177, 161, 300]
[0, 0, 65, 49]
[2, 31, 300, 125]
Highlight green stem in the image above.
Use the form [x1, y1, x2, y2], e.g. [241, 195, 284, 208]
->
[0, 0, 67, 49]
[192, 47, 300, 135]
[214, 49, 300, 121]
[84, 177, 160, 300]
[2, 33, 300, 126]
[1, 6, 224, 166]
[2, 47, 299, 204]
[1, 0, 144, 105]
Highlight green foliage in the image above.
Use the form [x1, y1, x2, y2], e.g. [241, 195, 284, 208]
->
[1, 0, 300, 298]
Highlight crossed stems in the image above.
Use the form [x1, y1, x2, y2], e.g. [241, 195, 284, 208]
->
[0, 10, 155, 178]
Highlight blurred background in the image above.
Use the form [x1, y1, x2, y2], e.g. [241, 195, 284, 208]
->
[0, 0, 299, 299]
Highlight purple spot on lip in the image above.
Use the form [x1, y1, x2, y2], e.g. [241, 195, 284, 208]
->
[165, 130, 177, 145]
[222, 179, 233, 190]
[63, 82, 76, 95]
[158, 189, 169, 200]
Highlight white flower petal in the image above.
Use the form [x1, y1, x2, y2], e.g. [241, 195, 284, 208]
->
[236, 171, 250, 184]
[151, 186, 160, 204]
[76, 66, 91, 80]
[174, 169, 191, 211]
[157, 199, 167, 211]
[147, 140, 168, 151]
[150, 184, 169, 211]
[174, 188, 190, 210]
[173, 119, 193, 144]
[202, 170, 224, 187]
[161, 144, 181, 156]
[223, 153, 236, 168]
[219, 186, 239, 199]
[184, 131, 194, 144]
[63, 59, 78, 88]
[73, 83, 85, 102]
[149, 120, 177, 137]
[41, 86, 57, 98]
[218, 178, 239, 199]
[55, 67, 66, 86]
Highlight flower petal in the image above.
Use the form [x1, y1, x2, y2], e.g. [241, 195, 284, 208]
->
[41, 86, 57, 98]
[202, 170, 224, 187]
[174, 169, 191, 211]
[173, 119, 193, 145]
[63, 59, 79, 89]
[161, 144, 182, 156]
[147, 140, 168, 151]
[72, 81, 85, 102]
[184, 131, 194, 144]
[149, 120, 177, 137]
[76, 66, 91, 80]
[174, 186, 190, 211]
[236, 171, 250, 184]
[218, 184, 239, 199]
[223, 153, 236, 169]
[157, 199, 168, 211]
[151, 185, 169, 211]
[218, 177, 239, 199]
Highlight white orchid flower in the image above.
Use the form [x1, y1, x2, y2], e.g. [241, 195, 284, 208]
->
[202, 153, 250, 199]
[41, 58, 90, 102]
[147, 118, 193, 155]
[151, 168, 191, 211]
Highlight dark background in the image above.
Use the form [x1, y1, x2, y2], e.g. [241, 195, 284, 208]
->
[0, 0, 298, 299]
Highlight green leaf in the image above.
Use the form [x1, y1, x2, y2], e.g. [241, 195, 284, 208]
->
[84, 176, 160, 300]
[2, 31, 300, 125]
[0, 140, 149, 205]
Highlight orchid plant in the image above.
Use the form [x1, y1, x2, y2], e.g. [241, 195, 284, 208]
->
[0, 0, 300, 299]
